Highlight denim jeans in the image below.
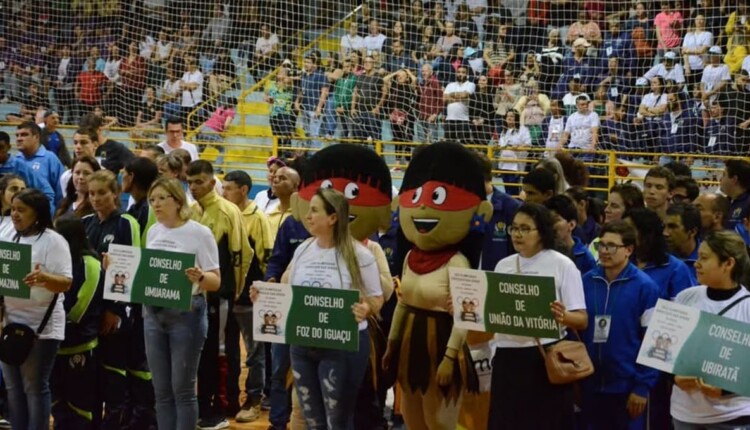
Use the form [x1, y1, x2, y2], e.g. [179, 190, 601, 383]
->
[269, 343, 291, 427]
[291, 329, 370, 430]
[234, 309, 265, 405]
[300, 110, 323, 149]
[143, 295, 207, 430]
[415, 118, 442, 144]
[0, 338, 60, 430]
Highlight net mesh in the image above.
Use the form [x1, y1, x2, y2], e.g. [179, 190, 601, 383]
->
[0, 0, 747, 184]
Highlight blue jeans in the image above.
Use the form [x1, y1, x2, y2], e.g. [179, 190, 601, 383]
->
[163, 102, 182, 122]
[300, 110, 323, 149]
[269, 343, 291, 427]
[234, 309, 265, 404]
[143, 295, 207, 430]
[0, 338, 60, 430]
[291, 329, 370, 430]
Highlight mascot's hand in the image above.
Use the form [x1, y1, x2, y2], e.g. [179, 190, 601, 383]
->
[436, 357, 455, 387]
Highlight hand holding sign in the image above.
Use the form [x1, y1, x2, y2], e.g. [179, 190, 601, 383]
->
[352, 299, 370, 323]
[22, 264, 46, 288]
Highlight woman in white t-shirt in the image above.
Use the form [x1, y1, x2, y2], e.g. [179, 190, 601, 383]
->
[497, 110, 531, 196]
[0, 174, 26, 239]
[671, 231, 750, 429]
[138, 178, 221, 430]
[2, 189, 72, 430]
[253, 188, 383, 430]
[489, 203, 588, 429]
[681, 14, 712, 88]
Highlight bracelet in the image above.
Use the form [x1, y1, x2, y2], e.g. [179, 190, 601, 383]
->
[198, 274, 205, 283]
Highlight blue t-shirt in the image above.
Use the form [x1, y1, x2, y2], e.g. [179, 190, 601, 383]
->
[300, 70, 329, 112]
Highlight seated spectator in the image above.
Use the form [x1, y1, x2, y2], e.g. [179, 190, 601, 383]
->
[5, 83, 47, 123]
[515, 79, 549, 145]
[597, 57, 629, 104]
[634, 76, 668, 151]
[208, 48, 235, 99]
[341, 21, 366, 60]
[589, 84, 615, 121]
[384, 38, 417, 73]
[537, 28, 564, 95]
[602, 19, 634, 74]
[725, 31, 749, 74]
[463, 33, 484, 76]
[567, 10, 603, 47]
[562, 77, 591, 116]
[542, 99, 566, 151]
[130, 87, 163, 148]
[697, 46, 731, 125]
[644, 51, 685, 85]
[519, 51, 541, 83]
[600, 103, 634, 151]
[560, 95, 600, 159]
[660, 91, 700, 154]
[725, 0, 750, 38]
[364, 19, 387, 54]
[554, 38, 598, 101]
[253, 24, 280, 80]
[202, 3, 231, 42]
[7, 43, 42, 103]
[704, 101, 736, 155]
[494, 69, 523, 118]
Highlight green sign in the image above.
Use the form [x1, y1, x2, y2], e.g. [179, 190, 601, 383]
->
[104, 244, 196, 310]
[0, 241, 32, 299]
[638, 299, 750, 397]
[253, 281, 360, 351]
[449, 267, 560, 338]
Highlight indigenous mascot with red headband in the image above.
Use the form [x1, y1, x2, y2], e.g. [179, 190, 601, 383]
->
[291, 143, 396, 429]
[384, 142, 492, 430]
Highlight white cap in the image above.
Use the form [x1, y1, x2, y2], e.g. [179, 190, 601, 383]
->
[573, 37, 591, 48]
[663, 51, 677, 60]
[708, 45, 723, 55]
[635, 77, 649, 86]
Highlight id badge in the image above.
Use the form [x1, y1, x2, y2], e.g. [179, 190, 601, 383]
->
[606, 46, 613, 56]
[610, 87, 618, 98]
[593, 315, 612, 343]
[708, 136, 718, 147]
[671, 122, 679, 134]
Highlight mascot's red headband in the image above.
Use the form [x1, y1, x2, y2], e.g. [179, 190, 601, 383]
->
[399, 181, 481, 211]
[298, 178, 391, 207]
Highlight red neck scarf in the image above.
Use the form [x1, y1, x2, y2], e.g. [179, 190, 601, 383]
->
[407, 248, 459, 274]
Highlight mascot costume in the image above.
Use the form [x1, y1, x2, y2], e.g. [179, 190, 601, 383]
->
[385, 142, 492, 430]
[290, 143, 395, 429]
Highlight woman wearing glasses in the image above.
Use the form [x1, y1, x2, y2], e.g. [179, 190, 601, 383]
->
[490, 203, 588, 429]
[136, 178, 220, 429]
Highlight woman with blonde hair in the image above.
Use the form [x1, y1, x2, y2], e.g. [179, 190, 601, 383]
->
[252, 188, 383, 430]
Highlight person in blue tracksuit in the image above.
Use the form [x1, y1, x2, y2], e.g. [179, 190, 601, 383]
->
[581, 221, 661, 430]
[625, 207, 696, 300]
[664, 203, 701, 280]
[51, 214, 104, 430]
[545, 194, 597, 275]
[476, 153, 520, 271]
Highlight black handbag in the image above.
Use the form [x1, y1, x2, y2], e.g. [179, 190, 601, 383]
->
[0, 294, 59, 366]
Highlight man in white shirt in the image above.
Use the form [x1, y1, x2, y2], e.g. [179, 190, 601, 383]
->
[340, 21, 365, 59]
[180, 55, 203, 116]
[158, 118, 200, 160]
[643, 51, 686, 85]
[560, 95, 600, 152]
[443, 65, 475, 142]
[254, 24, 280, 78]
[363, 19, 387, 54]
[698, 46, 730, 111]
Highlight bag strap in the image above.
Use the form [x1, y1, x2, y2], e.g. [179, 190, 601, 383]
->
[36, 294, 59, 335]
[718, 294, 750, 316]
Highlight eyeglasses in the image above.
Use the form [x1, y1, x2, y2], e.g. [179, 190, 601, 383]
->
[148, 194, 174, 204]
[508, 226, 537, 236]
[596, 241, 627, 253]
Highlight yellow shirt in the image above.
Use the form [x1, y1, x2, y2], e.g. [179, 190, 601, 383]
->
[241, 200, 273, 274]
[267, 204, 292, 246]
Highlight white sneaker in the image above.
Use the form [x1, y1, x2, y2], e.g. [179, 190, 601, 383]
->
[196, 418, 230, 430]
[0, 97, 9, 104]
[235, 404, 262, 423]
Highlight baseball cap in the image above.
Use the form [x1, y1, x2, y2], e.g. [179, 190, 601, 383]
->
[635, 77, 649, 86]
[708, 46, 722, 55]
[572, 38, 591, 48]
[663, 51, 677, 60]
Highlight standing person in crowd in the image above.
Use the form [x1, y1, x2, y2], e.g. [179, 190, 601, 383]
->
[476, 151, 521, 270]
[222, 170, 273, 424]
[625, 207, 696, 300]
[51, 214, 104, 430]
[255, 157, 285, 215]
[664, 203, 702, 279]
[332, 59, 356, 139]
[681, 13, 712, 88]
[186, 160, 252, 430]
[268, 166, 300, 245]
[41, 111, 72, 169]
[0, 174, 25, 238]
[521, 168, 557, 205]
[560, 95, 600, 159]
[720, 159, 750, 230]
[566, 187, 604, 246]
[542, 99, 566, 152]
[60, 128, 100, 196]
[581, 220, 660, 430]
[266, 69, 297, 153]
[253, 188, 383, 430]
[490, 203, 588, 429]
[545, 195, 597, 274]
[55, 155, 100, 220]
[385, 68, 417, 166]
[670, 231, 750, 429]
[80, 113, 135, 174]
[644, 166, 676, 221]
[179, 55, 204, 126]
[0, 132, 35, 190]
[415, 63, 444, 144]
[295, 54, 329, 150]
[497, 110, 531, 196]
[119, 42, 147, 127]
[469, 75, 495, 145]
[443, 65, 474, 142]
[15, 121, 64, 211]
[158, 118, 199, 161]
[654, 1, 683, 60]
[136, 177, 220, 429]
[0, 189, 72, 430]
[605, 183, 645, 224]
[697, 46, 731, 126]
[350, 55, 386, 143]
[693, 192, 729, 235]
[82, 170, 144, 429]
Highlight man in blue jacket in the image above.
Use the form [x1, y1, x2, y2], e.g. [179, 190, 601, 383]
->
[582, 221, 660, 430]
[545, 194, 597, 275]
[476, 153, 520, 270]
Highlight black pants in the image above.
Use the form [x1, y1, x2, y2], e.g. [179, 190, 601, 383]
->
[488, 345, 574, 430]
[52, 349, 98, 430]
[97, 330, 130, 429]
[225, 305, 242, 414]
[445, 120, 472, 143]
[198, 295, 223, 422]
[126, 306, 156, 429]
[582, 391, 645, 430]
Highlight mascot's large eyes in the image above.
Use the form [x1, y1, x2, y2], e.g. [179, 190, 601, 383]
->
[344, 183, 359, 200]
[320, 179, 334, 189]
[411, 187, 423, 204]
[432, 186, 447, 205]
